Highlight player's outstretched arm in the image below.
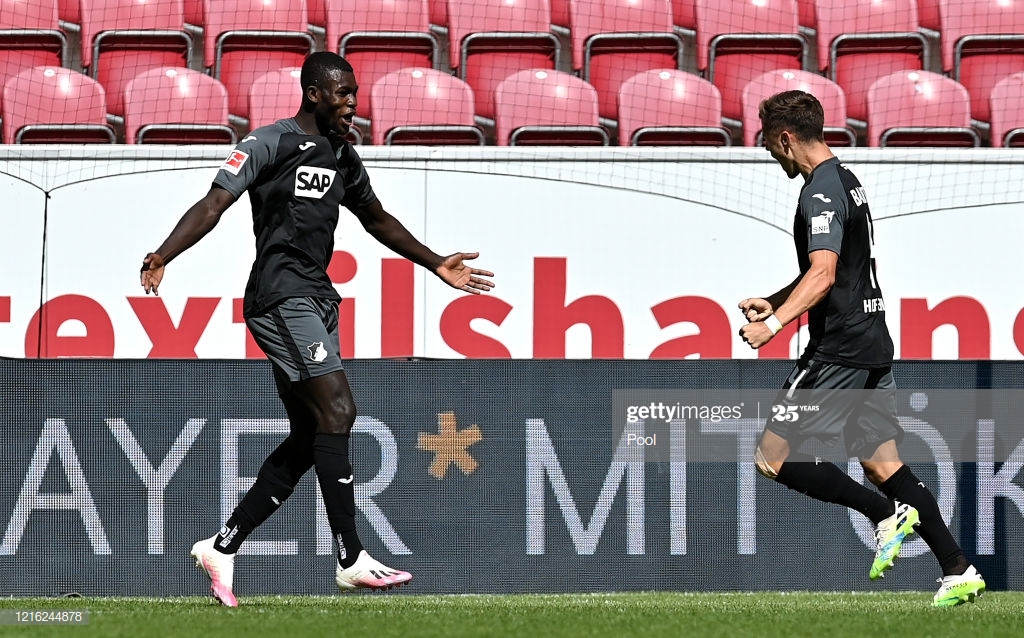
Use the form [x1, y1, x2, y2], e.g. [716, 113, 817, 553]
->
[435, 252, 495, 295]
[352, 199, 495, 294]
[140, 187, 236, 295]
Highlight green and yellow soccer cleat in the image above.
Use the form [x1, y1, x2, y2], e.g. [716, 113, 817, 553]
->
[870, 501, 920, 580]
[933, 566, 986, 607]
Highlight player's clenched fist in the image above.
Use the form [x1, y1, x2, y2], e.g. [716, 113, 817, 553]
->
[738, 297, 773, 323]
[739, 321, 774, 349]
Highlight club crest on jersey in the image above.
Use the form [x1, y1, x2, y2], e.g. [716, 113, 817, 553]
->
[811, 210, 835, 235]
[307, 341, 328, 363]
[294, 166, 335, 199]
[220, 149, 249, 175]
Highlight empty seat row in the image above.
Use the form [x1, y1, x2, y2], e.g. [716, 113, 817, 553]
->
[7, 64, 1023, 147]
[372, 66, 1005, 148]
[1, 0, 314, 122]
[5, 0, 1022, 127]
[1, 66, 234, 144]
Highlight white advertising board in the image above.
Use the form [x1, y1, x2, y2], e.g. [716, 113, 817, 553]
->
[0, 146, 1020, 359]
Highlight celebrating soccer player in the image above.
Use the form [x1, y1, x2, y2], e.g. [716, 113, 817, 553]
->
[738, 90, 984, 607]
[140, 52, 495, 607]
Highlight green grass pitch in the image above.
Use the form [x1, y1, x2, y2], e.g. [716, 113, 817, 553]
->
[2, 592, 1022, 637]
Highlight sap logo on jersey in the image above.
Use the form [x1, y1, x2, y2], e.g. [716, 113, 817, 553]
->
[294, 166, 336, 199]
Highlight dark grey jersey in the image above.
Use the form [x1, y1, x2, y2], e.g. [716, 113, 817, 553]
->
[213, 118, 376, 318]
[794, 157, 894, 368]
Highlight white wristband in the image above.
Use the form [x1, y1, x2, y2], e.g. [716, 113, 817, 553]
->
[764, 314, 784, 335]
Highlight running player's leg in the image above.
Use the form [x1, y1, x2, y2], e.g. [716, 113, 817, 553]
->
[857, 440, 920, 580]
[293, 368, 363, 564]
[272, 298, 410, 591]
[190, 384, 315, 607]
[190, 305, 324, 606]
[214, 369, 316, 555]
[291, 370, 410, 591]
[856, 369, 984, 602]
[758, 362, 894, 526]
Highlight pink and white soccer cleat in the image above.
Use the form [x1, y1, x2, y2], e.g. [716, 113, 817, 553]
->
[191, 535, 238, 607]
[335, 551, 412, 592]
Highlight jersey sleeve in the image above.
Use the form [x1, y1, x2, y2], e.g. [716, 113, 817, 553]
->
[212, 131, 277, 198]
[800, 183, 847, 256]
[337, 144, 378, 210]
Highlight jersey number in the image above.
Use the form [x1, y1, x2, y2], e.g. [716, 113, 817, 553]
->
[866, 211, 878, 289]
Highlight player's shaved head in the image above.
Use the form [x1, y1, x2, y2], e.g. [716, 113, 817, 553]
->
[759, 90, 825, 143]
[300, 52, 354, 94]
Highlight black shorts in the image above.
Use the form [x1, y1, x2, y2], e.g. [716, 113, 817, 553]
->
[765, 359, 904, 458]
[245, 297, 344, 383]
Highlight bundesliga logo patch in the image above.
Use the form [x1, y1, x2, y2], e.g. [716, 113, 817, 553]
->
[811, 211, 835, 235]
[220, 150, 249, 175]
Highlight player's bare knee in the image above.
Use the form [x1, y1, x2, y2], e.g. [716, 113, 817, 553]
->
[318, 397, 357, 434]
[755, 446, 779, 480]
[860, 463, 893, 486]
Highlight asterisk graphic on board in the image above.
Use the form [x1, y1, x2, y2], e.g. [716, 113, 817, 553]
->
[417, 412, 482, 479]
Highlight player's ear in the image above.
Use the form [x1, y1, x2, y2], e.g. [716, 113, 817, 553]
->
[304, 83, 320, 105]
[780, 131, 792, 153]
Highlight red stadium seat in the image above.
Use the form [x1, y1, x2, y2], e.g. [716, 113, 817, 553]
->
[815, 0, 928, 123]
[0, 0, 69, 112]
[58, 0, 80, 25]
[695, 0, 807, 121]
[866, 70, 979, 147]
[429, 0, 447, 30]
[183, 0, 202, 28]
[370, 68, 483, 145]
[989, 72, 1024, 147]
[569, 0, 684, 121]
[939, 0, 1024, 123]
[2, 66, 115, 143]
[123, 67, 235, 144]
[742, 69, 855, 146]
[550, 0, 570, 31]
[494, 69, 609, 145]
[248, 67, 302, 130]
[307, 0, 325, 31]
[448, 0, 561, 120]
[797, 0, 815, 30]
[204, 0, 315, 120]
[617, 69, 730, 146]
[326, 0, 439, 124]
[918, 0, 941, 32]
[672, 0, 697, 34]
[79, 0, 193, 118]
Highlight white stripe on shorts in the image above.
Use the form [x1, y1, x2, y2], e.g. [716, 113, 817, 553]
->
[786, 367, 810, 399]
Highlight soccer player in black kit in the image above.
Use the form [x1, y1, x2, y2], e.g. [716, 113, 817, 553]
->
[738, 90, 984, 607]
[140, 52, 495, 606]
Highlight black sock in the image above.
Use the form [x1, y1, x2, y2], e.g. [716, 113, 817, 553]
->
[214, 434, 313, 554]
[214, 512, 253, 554]
[314, 432, 363, 568]
[879, 465, 968, 576]
[775, 453, 895, 525]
